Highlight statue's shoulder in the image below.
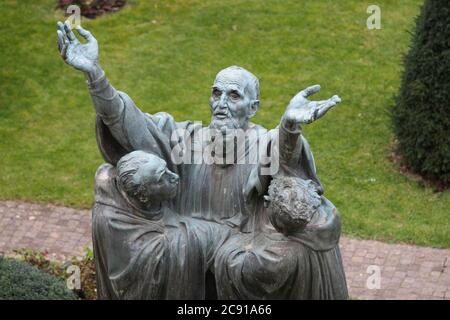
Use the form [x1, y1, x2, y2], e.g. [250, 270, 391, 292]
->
[149, 111, 174, 123]
[94, 163, 118, 201]
[248, 122, 268, 134]
[95, 163, 115, 180]
[143, 111, 195, 134]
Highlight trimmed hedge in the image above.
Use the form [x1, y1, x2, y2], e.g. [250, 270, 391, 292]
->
[0, 257, 77, 300]
[391, 0, 450, 185]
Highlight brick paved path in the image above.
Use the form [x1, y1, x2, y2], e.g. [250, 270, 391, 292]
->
[0, 200, 449, 300]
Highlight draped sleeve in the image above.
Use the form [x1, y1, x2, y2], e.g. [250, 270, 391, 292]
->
[244, 124, 324, 201]
[95, 91, 196, 176]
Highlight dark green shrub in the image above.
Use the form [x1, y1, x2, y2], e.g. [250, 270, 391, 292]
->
[391, 0, 450, 186]
[13, 248, 97, 300]
[0, 256, 77, 300]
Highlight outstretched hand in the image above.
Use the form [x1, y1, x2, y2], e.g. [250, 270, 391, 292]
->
[56, 21, 99, 73]
[283, 85, 341, 127]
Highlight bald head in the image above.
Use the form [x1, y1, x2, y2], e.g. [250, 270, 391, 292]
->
[210, 66, 260, 130]
[214, 66, 260, 100]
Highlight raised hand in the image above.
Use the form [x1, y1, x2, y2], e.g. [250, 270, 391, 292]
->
[56, 21, 99, 73]
[283, 85, 341, 127]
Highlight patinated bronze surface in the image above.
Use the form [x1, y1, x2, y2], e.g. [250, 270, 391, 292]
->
[57, 21, 348, 300]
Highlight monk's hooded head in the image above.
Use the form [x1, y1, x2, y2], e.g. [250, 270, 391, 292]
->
[209, 66, 260, 130]
[117, 151, 179, 205]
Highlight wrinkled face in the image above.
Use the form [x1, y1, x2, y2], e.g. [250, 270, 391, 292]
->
[209, 69, 259, 130]
[133, 158, 179, 202]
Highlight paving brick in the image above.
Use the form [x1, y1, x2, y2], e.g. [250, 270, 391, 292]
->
[1, 200, 449, 300]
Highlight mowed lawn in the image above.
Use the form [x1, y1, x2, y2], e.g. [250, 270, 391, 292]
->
[1, 0, 448, 247]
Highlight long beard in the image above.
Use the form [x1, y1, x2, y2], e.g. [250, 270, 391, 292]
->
[203, 128, 246, 166]
[209, 116, 242, 130]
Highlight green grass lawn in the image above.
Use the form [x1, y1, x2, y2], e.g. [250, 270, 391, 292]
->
[1, 0, 448, 247]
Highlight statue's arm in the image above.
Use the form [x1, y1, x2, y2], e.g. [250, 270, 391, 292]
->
[56, 22, 171, 152]
[56, 22, 125, 127]
[88, 69, 125, 125]
[243, 124, 301, 201]
[278, 118, 302, 166]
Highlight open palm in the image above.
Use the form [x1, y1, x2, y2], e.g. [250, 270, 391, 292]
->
[284, 85, 341, 125]
[57, 21, 98, 73]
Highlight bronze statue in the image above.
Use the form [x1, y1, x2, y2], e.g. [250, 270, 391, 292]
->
[57, 20, 348, 300]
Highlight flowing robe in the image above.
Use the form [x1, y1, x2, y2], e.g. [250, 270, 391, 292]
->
[89, 74, 347, 299]
[212, 119, 348, 299]
[90, 75, 323, 229]
[92, 164, 169, 299]
[93, 163, 232, 299]
[213, 198, 348, 300]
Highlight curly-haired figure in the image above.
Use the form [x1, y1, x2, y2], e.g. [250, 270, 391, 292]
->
[57, 21, 347, 299]
[214, 175, 348, 300]
[266, 177, 321, 236]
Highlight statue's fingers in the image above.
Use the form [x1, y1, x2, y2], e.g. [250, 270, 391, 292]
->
[61, 40, 69, 60]
[64, 21, 78, 42]
[316, 100, 338, 118]
[76, 26, 95, 42]
[57, 21, 65, 34]
[57, 30, 64, 52]
[300, 84, 321, 98]
[57, 22, 70, 43]
[315, 99, 330, 106]
[316, 95, 341, 115]
[330, 95, 341, 104]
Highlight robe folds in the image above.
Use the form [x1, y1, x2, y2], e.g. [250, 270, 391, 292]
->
[214, 231, 348, 300]
[214, 197, 348, 300]
[95, 91, 324, 228]
[91, 82, 348, 299]
[92, 164, 233, 299]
